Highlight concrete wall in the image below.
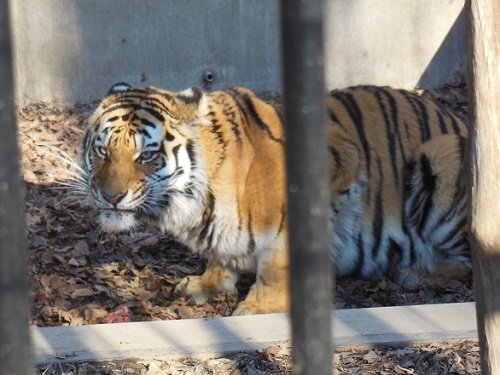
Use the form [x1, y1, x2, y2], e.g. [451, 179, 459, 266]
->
[10, 0, 466, 105]
[325, 0, 467, 89]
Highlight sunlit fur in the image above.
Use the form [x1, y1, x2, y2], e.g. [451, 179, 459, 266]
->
[81, 84, 470, 314]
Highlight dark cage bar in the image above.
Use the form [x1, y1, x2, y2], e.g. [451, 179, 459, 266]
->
[0, 0, 34, 374]
[280, 0, 333, 374]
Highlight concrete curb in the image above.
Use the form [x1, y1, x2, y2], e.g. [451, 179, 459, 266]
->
[32, 302, 477, 364]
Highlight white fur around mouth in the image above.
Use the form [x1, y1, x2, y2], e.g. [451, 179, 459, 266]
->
[98, 209, 138, 233]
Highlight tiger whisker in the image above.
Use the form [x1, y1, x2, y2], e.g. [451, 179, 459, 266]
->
[59, 197, 87, 208]
[53, 179, 87, 188]
[33, 144, 86, 174]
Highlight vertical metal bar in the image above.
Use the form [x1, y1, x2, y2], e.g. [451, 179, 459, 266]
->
[0, 1, 34, 374]
[280, 1, 333, 374]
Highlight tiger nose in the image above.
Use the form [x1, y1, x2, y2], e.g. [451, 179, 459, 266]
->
[102, 191, 127, 206]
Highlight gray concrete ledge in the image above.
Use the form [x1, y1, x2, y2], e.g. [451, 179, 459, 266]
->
[32, 302, 477, 364]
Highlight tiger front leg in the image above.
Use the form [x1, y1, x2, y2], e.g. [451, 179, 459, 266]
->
[175, 259, 238, 305]
[233, 245, 290, 315]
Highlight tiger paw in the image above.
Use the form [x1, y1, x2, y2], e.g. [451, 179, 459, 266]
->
[397, 261, 471, 290]
[232, 287, 289, 316]
[232, 297, 289, 315]
[175, 274, 237, 305]
[232, 301, 259, 316]
[396, 268, 428, 290]
[175, 276, 211, 305]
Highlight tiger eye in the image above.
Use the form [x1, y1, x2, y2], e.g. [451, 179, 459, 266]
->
[93, 145, 108, 159]
[137, 151, 159, 164]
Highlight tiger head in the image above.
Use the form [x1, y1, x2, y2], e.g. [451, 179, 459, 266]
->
[81, 83, 211, 233]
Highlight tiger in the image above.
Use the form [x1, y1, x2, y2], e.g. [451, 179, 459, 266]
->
[80, 82, 470, 315]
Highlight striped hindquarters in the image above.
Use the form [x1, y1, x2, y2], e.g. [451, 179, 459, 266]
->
[327, 86, 469, 280]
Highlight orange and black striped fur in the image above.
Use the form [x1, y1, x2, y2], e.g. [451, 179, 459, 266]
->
[80, 83, 470, 314]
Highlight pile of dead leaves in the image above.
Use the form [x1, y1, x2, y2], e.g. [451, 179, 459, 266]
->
[417, 83, 469, 117]
[36, 341, 480, 374]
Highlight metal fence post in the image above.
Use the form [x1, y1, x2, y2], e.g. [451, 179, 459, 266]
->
[280, 1, 333, 374]
[0, 1, 34, 374]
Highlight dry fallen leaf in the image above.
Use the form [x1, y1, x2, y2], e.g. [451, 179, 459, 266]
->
[70, 287, 94, 298]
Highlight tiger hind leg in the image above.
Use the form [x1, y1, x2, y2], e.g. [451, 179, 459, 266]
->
[400, 134, 471, 288]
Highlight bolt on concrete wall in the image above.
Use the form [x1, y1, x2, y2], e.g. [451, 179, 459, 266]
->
[9, 0, 466, 105]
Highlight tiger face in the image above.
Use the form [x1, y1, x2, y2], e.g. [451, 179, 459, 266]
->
[81, 84, 210, 233]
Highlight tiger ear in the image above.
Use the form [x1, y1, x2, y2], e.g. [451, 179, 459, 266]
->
[177, 87, 211, 126]
[108, 82, 133, 95]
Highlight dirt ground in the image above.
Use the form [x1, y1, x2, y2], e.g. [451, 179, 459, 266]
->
[20, 84, 479, 374]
